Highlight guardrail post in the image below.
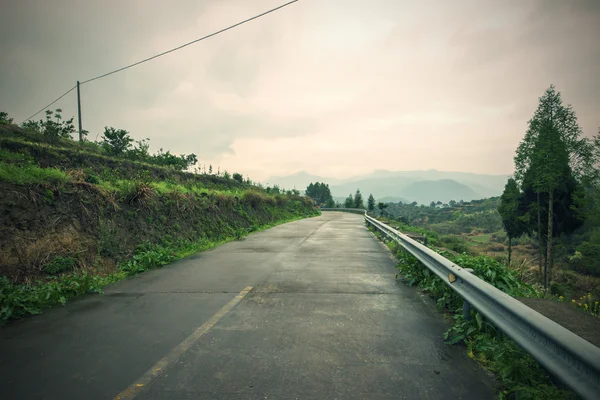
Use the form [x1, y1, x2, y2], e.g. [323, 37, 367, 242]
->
[462, 268, 474, 321]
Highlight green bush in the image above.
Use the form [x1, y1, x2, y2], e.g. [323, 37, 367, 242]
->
[232, 172, 244, 183]
[438, 234, 470, 254]
[490, 231, 508, 243]
[570, 228, 600, 277]
[43, 256, 76, 275]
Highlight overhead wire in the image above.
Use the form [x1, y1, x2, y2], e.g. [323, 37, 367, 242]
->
[21, 85, 77, 122]
[20, 0, 298, 122]
[80, 0, 298, 84]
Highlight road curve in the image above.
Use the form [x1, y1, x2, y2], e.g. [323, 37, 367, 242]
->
[0, 212, 495, 399]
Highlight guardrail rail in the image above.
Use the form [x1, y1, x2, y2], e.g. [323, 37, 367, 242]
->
[319, 208, 600, 400]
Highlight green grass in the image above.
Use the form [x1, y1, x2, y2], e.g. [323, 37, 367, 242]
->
[0, 148, 34, 164]
[97, 179, 256, 202]
[471, 234, 492, 243]
[0, 162, 68, 185]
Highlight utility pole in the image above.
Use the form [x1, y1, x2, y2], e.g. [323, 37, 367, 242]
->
[77, 81, 83, 142]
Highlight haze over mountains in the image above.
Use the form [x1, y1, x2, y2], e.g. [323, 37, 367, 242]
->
[268, 170, 510, 205]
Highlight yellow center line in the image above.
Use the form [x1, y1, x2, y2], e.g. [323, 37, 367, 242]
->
[113, 286, 253, 400]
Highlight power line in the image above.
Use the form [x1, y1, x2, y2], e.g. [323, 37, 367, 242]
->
[80, 0, 298, 85]
[21, 85, 77, 122]
[19, 0, 298, 126]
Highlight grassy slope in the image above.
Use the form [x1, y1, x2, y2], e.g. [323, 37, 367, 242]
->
[0, 125, 318, 323]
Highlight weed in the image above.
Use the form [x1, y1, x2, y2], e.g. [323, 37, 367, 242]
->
[120, 244, 176, 275]
[44, 189, 54, 203]
[43, 256, 76, 275]
[373, 229, 569, 399]
[98, 218, 120, 258]
[444, 313, 577, 400]
[123, 181, 156, 208]
[438, 234, 471, 254]
[559, 293, 600, 317]
[0, 272, 115, 322]
[84, 171, 100, 184]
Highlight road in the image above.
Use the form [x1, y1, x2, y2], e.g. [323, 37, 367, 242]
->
[0, 212, 495, 399]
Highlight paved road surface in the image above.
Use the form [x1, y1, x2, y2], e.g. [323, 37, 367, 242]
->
[0, 212, 495, 399]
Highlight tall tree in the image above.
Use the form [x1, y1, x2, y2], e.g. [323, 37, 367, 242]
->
[344, 194, 354, 208]
[377, 202, 388, 217]
[498, 178, 528, 266]
[354, 189, 364, 209]
[325, 197, 336, 208]
[513, 85, 590, 289]
[305, 182, 334, 206]
[367, 194, 376, 212]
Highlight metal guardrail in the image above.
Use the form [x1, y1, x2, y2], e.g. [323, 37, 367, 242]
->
[320, 208, 600, 400]
[319, 207, 366, 215]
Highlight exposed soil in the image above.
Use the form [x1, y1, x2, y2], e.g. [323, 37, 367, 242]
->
[517, 297, 600, 349]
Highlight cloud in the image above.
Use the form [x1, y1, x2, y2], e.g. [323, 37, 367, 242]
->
[1, 0, 598, 181]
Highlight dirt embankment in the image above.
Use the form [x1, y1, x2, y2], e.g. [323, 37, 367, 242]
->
[0, 180, 315, 282]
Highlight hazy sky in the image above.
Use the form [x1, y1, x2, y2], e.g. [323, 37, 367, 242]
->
[1, 0, 598, 182]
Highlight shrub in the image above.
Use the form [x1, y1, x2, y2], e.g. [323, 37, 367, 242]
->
[242, 191, 266, 208]
[123, 181, 156, 207]
[101, 127, 133, 155]
[490, 231, 507, 243]
[43, 256, 76, 275]
[21, 109, 76, 141]
[232, 173, 244, 183]
[485, 243, 505, 252]
[275, 195, 287, 207]
[438, 234, 470, 254]
[0, 111, 14, 124]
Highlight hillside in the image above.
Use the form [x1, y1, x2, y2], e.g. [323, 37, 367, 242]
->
[269, 169, 509, 204]
[398, 179, 483, 205]
[0, 123, 317, 322]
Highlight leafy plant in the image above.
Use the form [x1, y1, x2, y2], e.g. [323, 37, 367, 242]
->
[43, 256, 76, 275]
[232, 172, 244, 183]
[120, 244, 176, 274]
[0, 111, 14, 124]
[21, 109, 76, 141]
[101, 127, 134, 155]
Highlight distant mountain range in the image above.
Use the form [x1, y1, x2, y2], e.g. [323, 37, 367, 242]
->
[268, 169, 510, 205]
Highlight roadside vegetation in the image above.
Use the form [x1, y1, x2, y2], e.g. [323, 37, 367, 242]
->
[374, 230, 576, 399]
[0, 113, 317, 323]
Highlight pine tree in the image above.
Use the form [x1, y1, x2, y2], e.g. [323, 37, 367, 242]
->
[344, 194, 354, 208]
[353, 189, 364, 209]
[498, 178, 528, 266]
[513, 85, 591, 289]
[367, 194, 376, 212]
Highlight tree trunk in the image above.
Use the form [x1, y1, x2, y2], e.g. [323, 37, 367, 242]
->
[507, 237, 512, 267]
[537, 192, 543, 276]
[546, 190, 554, 292]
